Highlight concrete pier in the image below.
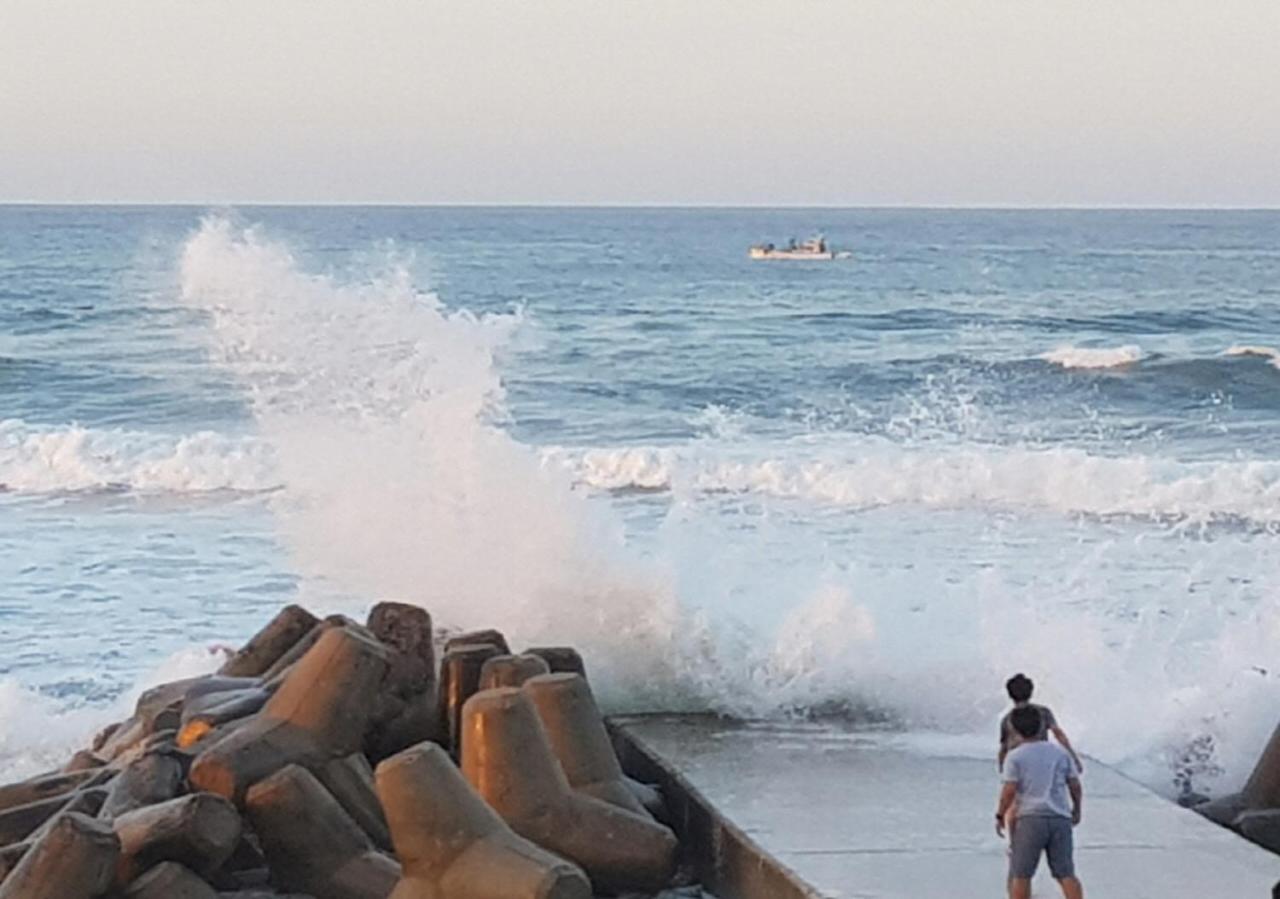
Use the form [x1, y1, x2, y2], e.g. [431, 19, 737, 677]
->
[611, 715, 1280, 899]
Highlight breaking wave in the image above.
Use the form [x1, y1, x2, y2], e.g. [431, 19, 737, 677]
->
[0, 419, 276, 495]
[1040, 344, 1145, 369]
[543, 442, 1280, 526]
[1225, 344, 1280, 370]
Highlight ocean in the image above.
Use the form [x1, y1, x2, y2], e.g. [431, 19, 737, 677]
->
[1, 206, 1278, 798]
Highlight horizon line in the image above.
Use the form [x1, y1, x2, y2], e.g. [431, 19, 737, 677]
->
[2, 200, 1280, 212]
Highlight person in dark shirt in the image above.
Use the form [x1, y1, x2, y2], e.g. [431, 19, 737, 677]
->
[998, 673, 1083, 773]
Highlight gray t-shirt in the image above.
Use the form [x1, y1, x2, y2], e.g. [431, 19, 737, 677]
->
[1003, 740, 1077, 820]
[999, 702, 1057, 751]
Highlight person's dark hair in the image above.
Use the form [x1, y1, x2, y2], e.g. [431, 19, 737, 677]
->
[1010, 705, 1044, 739]
[1006, 673, 1034, 703]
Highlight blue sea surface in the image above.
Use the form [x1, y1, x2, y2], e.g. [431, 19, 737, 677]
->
[1, 206, 1277, 790]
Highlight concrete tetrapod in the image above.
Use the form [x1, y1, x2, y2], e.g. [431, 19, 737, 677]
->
[112, 792, 242, 884]
[1243, 721, 1280, 809]
[122, 861, 219, 899]
[245, 764, 398, 899]
[0, 770, 98, 813]
[438, 644, 504, 757]
[524, 648, 586, 679]
[218, 605, 320, 678]
[365, 602, 437, 761]
[443, 629, 511, 656]
[0, 812, 120, 899]
[479, 654, 552, 691]
[375, 742, 591, 899]
[316, 753, 392, 850]
[461, 689, 677, 894]
[522, 673, 650, 817]
[99, 750, 185, 818]
[189, 626, 390, 803]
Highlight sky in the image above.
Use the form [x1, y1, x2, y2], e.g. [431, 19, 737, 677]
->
[1, 1, 1278, 206]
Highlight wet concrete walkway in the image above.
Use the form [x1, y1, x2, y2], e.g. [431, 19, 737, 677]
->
[614, 716, 1280, 899]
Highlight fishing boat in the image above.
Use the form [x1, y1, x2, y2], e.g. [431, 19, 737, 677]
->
[748, 234, 848, 260]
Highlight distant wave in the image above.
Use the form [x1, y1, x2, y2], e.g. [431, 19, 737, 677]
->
[1225, 345, 1280, 370]
[1040, 345, 1145, 370]
[0, 419, 277, 495]
[543, 443, 1280, 525]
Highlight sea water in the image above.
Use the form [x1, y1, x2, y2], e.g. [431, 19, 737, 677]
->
[1, 206, 1278, 798]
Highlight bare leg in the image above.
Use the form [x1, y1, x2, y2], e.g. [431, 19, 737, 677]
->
[1009, 878, 1031, 899]
[1058, 876, 1084, 899]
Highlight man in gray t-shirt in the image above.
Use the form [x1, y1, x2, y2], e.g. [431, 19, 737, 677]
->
[996, 706, 1084, 899]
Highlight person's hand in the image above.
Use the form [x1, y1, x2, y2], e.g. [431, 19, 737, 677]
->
[1072, 807, 1082, 826]
[995, 816, 1006, 838]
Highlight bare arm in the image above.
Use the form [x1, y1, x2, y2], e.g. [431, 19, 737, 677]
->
[995, 781, 1017, 835]
[997, 744, 1008, 771]
[1067, 776, 1083, 825]
[1050, 724, 1084, 772]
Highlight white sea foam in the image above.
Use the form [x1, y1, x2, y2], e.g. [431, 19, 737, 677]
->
[178, 218, 688, 707]
[1225, 344, 1280, 370]
[0, 419, 275, 494]
[0, 645, 225, 779]
[545, 442, 1280, 525]
[169, 218, 1280, 799]
[1040, 344, 1145, 369]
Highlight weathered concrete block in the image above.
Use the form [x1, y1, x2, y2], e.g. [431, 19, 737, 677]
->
[523, 673, 650, 817]
[101, 677, 261, 763]
[0, 811, 119, 899]
[444, 629, 511, 656]
[190, 627, 391, 803]
[315, 754, 391, 851]
[524, 647, 586, 679]
[1244, 722, 1280, 810]
[480, 654, 551, 691]
[245, 765, 397, 899]
[1234, 807, 1280, 854]
[438, 644, 504, 757]
[123, 861, 220, 899]
[376, 742, 591, 899]
[62, 751, 105, 774]
[93, 722, 123, 754]
[0, 769, 98, 814]
[179, 688, 274, 750]
[626, 778, 667, 821]
[0, 843, 25, 883]
[364, 602, 437, 761]
[1196, 791, 1246, 826]
[0, 791, 87, 846]
[100, 751, 185, 819]
[461, 688, 677, 894]
[21, 787, 108, 846]
[367, 602, 434, 695]
[113, 792, 242, 884]
[219, 605, 320, 678]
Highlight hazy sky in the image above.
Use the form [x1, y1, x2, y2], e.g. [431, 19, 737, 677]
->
[2, 1, 1278, 206]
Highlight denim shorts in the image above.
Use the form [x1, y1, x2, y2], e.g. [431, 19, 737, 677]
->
[1009, 814, 1075, 880]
